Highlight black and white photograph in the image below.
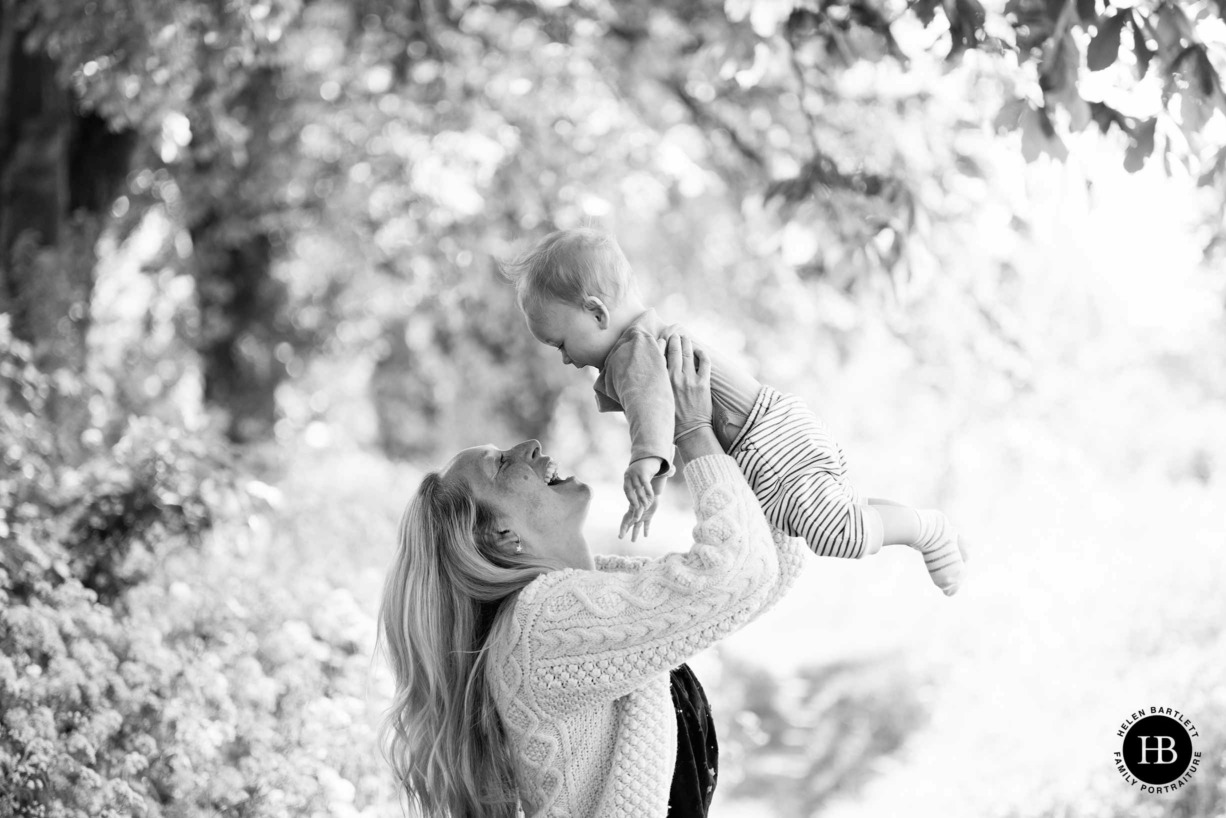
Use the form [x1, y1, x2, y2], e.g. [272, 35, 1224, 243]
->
[1, 0, 1223, 815]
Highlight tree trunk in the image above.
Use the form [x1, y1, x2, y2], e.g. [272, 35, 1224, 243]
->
[0, 10, 133, 458]
[190, 216, 285, 443]
[182, 66, 290, 444]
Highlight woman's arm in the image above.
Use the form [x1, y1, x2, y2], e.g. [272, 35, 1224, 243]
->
[519, 453, 791, 715]
[513, 335, 805, 714]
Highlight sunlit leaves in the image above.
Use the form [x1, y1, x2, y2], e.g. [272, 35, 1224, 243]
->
[1088, 100, 1130, 135]
[17, 0, 1226, 454]
[948, 0, 990, 58]
[1042, 33, 1090, 131]
[1153, 3, 1192, 53]
[920, 0, 1226, 185]
[910, 0, 941, 27]
[1005, 0, 1056, 52]
[1124, 117, 1157, 171]
[1087, 12, 1127, 72]
[1021, 103, 1068, 161]
[1169, 44, 1226, 134]
[1132, 13, 1154, 78]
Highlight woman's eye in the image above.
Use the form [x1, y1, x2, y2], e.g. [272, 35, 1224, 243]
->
[498, 453, 506, 472]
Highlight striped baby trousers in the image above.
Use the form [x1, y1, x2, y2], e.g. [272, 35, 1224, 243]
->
[729, 386, 870, 559]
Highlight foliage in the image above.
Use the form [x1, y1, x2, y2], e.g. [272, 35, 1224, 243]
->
[712, 649, 929, 813]
[0, 326, 388, 818]
[998, 645, 1226, 818]
[0, 556, 388, 818]
[2, 0, 1224, 814]
[11, 0, 1225, 453]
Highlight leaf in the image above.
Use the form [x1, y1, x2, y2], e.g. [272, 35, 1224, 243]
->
[1170, 45, 1225, 134]
[1008, 0, 1056, 51]
[1179, 88, 1213, 133]
[1021, 105, 1068, 162]
[946, 0, 988, 56]
[1153, 4, 1188, 53]
[1193, 47, 1220, 99]
[1197, 149, 1226, 187]
[1066, 94, 1093, 131]
[956, 0, 987, 29]
[994, 98, 1029, 132]
[1131, 11, 1153, 78]
[1040, 33, 1076, 95]
[1087, 13, 1127, 71]
[1123, 117, 1156, 172]
[1089, 101, 1129, 134]
[1021, 110, 1045, 163]
[911, 0, 941, 26]
[1042, 34, 1092, 130]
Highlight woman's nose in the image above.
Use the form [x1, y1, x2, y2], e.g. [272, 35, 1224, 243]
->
[511, 440, 541, 460]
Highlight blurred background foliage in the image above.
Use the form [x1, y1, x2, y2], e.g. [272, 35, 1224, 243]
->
[2, 0, 1225, 814]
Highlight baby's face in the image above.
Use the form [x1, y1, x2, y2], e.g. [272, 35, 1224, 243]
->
[526, 299, 613, 370]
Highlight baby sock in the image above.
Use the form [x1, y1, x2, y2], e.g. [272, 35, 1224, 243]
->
[912, 509, 964, 596]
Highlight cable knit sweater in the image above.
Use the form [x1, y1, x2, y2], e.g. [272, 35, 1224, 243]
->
[486, 454, 809, 817]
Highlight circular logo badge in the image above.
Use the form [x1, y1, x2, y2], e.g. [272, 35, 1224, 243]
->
[1114, 708, 1202, 793]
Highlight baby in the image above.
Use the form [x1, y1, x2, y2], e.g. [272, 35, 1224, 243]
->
[502, 228, 965, 595]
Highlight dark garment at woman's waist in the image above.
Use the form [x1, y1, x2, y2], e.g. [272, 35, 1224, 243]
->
[668, 663, 718, 816]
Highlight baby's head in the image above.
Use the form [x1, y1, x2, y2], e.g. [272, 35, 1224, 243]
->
[502, 229, 642, 370]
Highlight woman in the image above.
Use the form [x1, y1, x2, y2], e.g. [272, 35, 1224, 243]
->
[379, 334, 808, 817]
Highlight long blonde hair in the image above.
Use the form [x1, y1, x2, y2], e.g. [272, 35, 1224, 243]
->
[378, 471, 554, 817]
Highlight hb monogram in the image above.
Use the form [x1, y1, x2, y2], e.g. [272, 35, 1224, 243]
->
[1136, 735, 1178, 765]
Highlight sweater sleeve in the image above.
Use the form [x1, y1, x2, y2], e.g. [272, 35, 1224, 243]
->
[602, 331, 676, 474]
[513, 455, 805, 716]
[593, 554, 652, 572]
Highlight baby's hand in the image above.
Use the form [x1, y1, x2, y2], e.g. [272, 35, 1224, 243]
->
[619, 458, 662, 540]
[620, 495, 659, 543]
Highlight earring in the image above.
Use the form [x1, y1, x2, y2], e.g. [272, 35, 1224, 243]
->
[514, 543, 523, 554]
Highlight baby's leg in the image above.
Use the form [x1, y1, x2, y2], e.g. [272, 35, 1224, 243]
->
[764, 466, 882, 560]
[730, 388, 965, 593]
[866, 501, 965, 596]
[732, 392, 881, 561]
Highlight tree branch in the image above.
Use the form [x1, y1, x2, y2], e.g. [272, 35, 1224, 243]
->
[663, 77, 767, 169]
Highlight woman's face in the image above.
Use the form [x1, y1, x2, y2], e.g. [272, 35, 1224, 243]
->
[441, 440, 593, 566]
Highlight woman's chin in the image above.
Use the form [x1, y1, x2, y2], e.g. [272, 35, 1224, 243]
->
[568, 479, 594, 505]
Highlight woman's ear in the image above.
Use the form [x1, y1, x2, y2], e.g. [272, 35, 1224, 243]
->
[582, 296, 610, 329]
[490, 528, 523, 555]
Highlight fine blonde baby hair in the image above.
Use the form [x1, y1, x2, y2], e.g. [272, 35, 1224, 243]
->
[502, 227, 636, 314]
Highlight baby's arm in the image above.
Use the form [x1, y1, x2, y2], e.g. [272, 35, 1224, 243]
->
[619, 467, 669, 541]
[605, 332, 676, 538]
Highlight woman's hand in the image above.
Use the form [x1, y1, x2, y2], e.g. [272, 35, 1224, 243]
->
[667, 331, 711, 434]
[665, 332, 720, 461]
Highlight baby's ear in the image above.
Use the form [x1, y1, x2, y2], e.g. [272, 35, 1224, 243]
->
[582, 296, 610, 329]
